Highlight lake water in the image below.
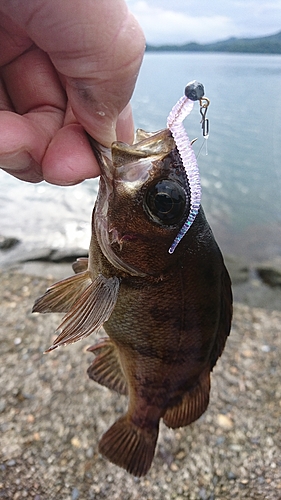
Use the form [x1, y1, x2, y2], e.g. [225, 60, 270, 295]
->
[1, 52, 281, 261]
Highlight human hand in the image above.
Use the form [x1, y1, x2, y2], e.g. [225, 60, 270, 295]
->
[0, 0, 145, 184]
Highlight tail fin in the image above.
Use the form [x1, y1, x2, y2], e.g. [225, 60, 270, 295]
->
[98, 415, 159, 477]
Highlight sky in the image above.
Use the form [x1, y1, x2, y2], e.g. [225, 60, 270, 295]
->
[126, 0, 281, 45]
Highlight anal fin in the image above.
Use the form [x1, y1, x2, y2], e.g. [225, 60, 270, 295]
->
[163, 368, 210, 428]
[99, 415, 158, 477]
[87, 338, 128, 395]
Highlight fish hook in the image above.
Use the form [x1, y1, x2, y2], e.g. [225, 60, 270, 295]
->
[167, 80, 210, 254]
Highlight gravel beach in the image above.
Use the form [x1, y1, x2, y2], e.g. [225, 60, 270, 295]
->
[0, 268, 280, 500]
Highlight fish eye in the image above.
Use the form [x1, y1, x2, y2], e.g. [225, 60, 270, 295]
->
[144, 179, 187, 226]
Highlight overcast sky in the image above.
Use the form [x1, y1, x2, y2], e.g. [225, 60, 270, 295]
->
[126, 0, 281, 45]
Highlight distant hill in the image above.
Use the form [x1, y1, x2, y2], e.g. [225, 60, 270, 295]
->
[146, 30, 281, 54]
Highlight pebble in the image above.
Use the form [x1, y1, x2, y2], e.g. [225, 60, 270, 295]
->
[261, 344, 271, 352]
[0, 270, 280, 500]
[217, 414, 233, 429]
[175, 451, 186, 460]
[85, 447, 94, 458]
[0, 400, 6, 413]
[72, 488, 80, 500]
[71, 437, 81, 448]
[7, 460, 16, 467]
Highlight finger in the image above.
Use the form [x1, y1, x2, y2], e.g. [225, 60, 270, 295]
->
[116, 103, 135, 145]
[0, 12, 31, 65]
[42, 124, 100, 185]
[0, 78, 13, 111]
[41, 103, 135, 185]
[0, 109, 63, 182]
[1, 45, 66, 114]
[2, 0, 145, 146]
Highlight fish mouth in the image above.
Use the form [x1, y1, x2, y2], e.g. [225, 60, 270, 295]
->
[89, 129, 177, 277]
[89, 129, 175, 184]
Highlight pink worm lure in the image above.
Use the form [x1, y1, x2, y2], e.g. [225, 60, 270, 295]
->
[167, 81, 205, 254]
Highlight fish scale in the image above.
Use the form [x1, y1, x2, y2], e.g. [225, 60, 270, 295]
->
[33, 127, 232, 476]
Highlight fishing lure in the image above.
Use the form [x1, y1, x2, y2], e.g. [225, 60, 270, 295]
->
[167, 80, 210, 254]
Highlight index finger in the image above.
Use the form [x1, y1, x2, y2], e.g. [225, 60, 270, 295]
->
[2, 0, 146, 147]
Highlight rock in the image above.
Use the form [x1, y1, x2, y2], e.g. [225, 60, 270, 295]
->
[0, 245, 87, 268]
[49, 248, 88, 262]
[72, 488, 80, 500]
[224, 255, 250, 284]
[256, 258, 281, 287]
[0, 246, 53, 267]
[217, 414, 233, 430]
[0, 236, 20, 250]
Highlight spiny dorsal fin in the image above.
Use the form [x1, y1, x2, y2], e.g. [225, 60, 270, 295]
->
[32, 270, 92, 313]
[99, 415, 159, 477]
[87, 338, 128, 395]
[163, 368, 210, 428]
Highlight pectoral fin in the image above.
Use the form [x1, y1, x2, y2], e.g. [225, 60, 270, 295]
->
[33, 272, 120, 352]
[87, 338, 128, 395]
[33, 270, 92, 313]
[163, 368, 210, 428]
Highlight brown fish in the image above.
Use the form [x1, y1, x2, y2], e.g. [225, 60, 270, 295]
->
[33, 128, 232, 476]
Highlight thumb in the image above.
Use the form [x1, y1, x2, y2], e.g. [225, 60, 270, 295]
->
[2, 0, 145, 146]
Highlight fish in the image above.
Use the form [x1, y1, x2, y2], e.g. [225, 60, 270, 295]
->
[33, 127, 232, 477]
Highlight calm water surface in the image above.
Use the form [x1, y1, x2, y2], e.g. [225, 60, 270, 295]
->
[1, 53, 281, 261]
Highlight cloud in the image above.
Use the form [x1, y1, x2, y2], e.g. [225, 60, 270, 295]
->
[126, 0, 281, 44]
[127, 1, 236, 44]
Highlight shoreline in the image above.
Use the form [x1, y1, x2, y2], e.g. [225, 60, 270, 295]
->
[1, 235, 280, 311]
[0, 268, 280, 499]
